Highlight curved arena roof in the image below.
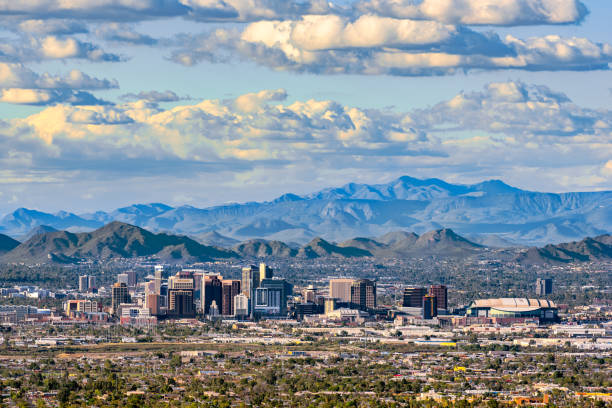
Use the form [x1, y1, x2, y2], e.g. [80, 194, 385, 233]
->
[470, 298, 556, 310]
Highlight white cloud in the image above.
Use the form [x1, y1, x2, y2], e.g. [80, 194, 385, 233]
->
[1, 82, 608, 183]
[0, 63, 117, 105]
[0, 63, 117, 90]
[171, 19, 612, 75]
[412, 81, 612, 137]
[355, 0, 588, 26]
[0, 82, 609, 209]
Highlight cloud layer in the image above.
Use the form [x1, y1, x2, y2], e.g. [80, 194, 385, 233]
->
[1, 82, 609, 204]
[168, 17, 612, 75]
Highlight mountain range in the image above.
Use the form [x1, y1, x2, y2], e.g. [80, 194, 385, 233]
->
[1, 221, 610, 265]
[0, 222, 483, 264]
[0, 176, 610, 246]
[0, 222, 235, 264]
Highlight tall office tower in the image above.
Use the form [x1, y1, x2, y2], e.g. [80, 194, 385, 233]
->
[259, 262, 273, 281]
[154, 265, 163, 295]
[117, 273, 129, 286]
[111, 283, 130, 315]
[241, 265, 260, 299]
[422, 294, 437, 320]
[254, 278, 293, 316]
[87, 276, 97, 291]
[303, 285, 316, 303]
[168, 271, 195, 290]
[350, 279, 377, 310]
[429, 285, 448, 310]
[146, 294, 161, 315]
[403, 287, 427, 307]
[202, 275, 223, 315]
[329, 278, 355, 302]
[234, 294, 249, 318]
[126, 270, 137, 287]
[221, 279, 241, 315]
[535, 278, 553, 296]
[168, 289, 195, 317]
[78, 275, 89, 292]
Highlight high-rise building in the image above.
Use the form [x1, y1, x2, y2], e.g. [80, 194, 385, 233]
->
[403, 287, 427, 308]
[112, 283, 130, 315]
[154, 265, 163, 295]
[350, 279, 376, 310]
[303, 285, 316, 303]
[259, 262, 273, 281]
[202, 275, 222, 315]
[254, 278, 293, 316]
[241, 265, 260, 299]
[329, 278, 355, 302]
[535, 278, 553, 296]
[87, 276, 97, 291]
[422, 294, 437, 320]
[168, 271, 194, 290]
[165, 271, 195, 318]
[146, 293, 161, 316]
[429, 285, 448, 310]
[234, 294, 249, 318]
[221, 279, 241, 315]
[168, 289, 195, 317]
[78, 275, 89, 292]
[126, 270, 137, 287]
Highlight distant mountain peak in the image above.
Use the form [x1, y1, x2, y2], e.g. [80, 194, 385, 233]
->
[0, 176, 609, 247]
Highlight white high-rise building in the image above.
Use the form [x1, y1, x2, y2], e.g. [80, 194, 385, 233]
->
[154, 265, 163, 295]
[233, 293, 249, 318]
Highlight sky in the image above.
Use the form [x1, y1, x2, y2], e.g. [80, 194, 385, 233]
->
[0, 0, 611, 215]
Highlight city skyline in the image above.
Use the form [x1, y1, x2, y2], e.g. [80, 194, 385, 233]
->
[0, 0, 610, 214]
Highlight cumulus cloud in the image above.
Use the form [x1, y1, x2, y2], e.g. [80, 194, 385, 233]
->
[169, 17, 612, 75]
[1, 82, 609, 186]
[0, 63, 117, 105]
[0, 88, 109, 105]
[0, 63, 118, 90]
[355, 0, 588, 26]
[0, 35, 123, 62]
[0, 0, 334, 22]
[411, 81, 612, 137]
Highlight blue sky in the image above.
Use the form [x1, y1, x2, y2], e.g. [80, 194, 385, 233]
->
[0, 0, 610, 214]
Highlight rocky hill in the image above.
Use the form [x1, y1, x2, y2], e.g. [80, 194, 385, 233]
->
[517, 234, 612, 264]
[0, 234, 20, 255]
[234, 239, 297, 258]
[1, 222, 236, 264]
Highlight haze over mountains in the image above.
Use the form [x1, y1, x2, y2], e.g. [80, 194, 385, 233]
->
[0, 176, 610, 247]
